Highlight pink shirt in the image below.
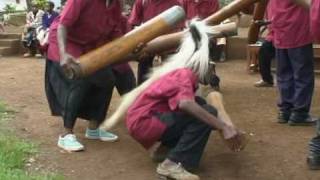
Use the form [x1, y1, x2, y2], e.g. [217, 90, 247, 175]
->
[47, 0, 122, 62]
[180, 0, 219, 20]
[311, 0, 320, 41]
[268, 0, 313, 49]
[128, 0, 181, 26]
[126, 68, 198, 149]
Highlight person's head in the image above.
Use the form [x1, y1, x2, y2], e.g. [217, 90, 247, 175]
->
[31, 4, 39, 14]
[45, 1, 55, 13]
[163, 20, 214, 85]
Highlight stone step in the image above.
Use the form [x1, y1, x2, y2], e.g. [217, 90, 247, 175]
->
[0, 46, 19, 56]
[0, 33, 21, 39]
[0, 39, 20, 47]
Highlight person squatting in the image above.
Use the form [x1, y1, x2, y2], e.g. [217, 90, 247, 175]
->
[100, 20, 246, 180]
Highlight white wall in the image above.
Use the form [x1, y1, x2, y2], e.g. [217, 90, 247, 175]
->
[0, 0, 28, 11]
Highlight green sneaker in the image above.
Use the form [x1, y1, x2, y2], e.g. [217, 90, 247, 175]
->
[85, 128, 118, 142]
[58, 134, 84, 152]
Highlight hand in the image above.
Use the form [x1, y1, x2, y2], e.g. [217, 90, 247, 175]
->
[133, 42, 146, 54]
[60, 52, 79, 73]
[221, 125, 247, 152]
[133, 42, 152, 61]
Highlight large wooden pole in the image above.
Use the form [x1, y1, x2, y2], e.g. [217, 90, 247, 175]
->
[65, 6, 185, 79]
[142, 0, 261, 57]
[66, 0, 261, 79]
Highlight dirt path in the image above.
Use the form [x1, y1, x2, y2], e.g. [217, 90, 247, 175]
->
[0, 56, 320, 180]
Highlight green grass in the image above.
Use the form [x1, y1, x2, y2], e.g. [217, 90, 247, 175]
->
[0, 101, 64, 180]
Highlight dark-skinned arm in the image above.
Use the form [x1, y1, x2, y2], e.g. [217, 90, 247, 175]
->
[178, 99, 243, 151]
[57, 24, 78, 69]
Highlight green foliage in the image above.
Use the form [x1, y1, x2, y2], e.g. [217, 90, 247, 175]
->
[32, 0, 49, 10]
[3, 4, 17, 14]
[0, 101, 64, 180]
[219, 0, 235, 7]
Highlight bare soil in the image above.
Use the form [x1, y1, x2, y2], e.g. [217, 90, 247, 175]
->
[0, 56, 320, 180]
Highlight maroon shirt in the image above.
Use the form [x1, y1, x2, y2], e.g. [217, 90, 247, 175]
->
[268, 0, 313, 49]
[311, 0, 320, 41]
[128, 0, 182, 28]
[180, 0, 219, 20]
[126, 68, 198, 149]
[47, 0, 122, 62]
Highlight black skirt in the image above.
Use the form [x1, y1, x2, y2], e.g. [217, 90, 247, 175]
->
[45, 59, 115, 124]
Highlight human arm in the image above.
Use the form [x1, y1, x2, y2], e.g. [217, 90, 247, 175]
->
[57, 24, 78, 69]
[178, 99, 243, 151]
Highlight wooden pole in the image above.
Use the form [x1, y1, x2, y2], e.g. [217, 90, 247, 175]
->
[65, 6, 185, 79]
[66, 0, 261, 79]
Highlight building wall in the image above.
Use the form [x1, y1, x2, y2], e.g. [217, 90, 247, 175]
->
[0, 0, 28, 11]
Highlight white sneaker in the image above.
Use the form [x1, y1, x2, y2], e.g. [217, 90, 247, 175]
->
[57, 134, 84, 152]
[157, 162, 200, 180]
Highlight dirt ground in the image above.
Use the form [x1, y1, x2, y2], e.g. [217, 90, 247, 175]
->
[0, 56, 320, 180]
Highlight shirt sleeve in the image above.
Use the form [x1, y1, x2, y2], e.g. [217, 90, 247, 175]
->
[167, 74, 196, 111]
[128, 0, 143, 26]
[60, 0, 86, 27]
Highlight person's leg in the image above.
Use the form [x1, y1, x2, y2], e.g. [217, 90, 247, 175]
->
[307, 120, 320, 169]
[276, 48, 294, 123]
[56, 80, 89, 151]
[113, 68, 136, 96]
[62, 82, 89, 134]
[83, 66, 118, 141]
[137, 56, 154, 85]
[164, 104, 216, 168]
[45, 60, 89, 151]
[287, 44, 315, 125]
[156, 104, 216, 179]
[255, 40, 275, 87]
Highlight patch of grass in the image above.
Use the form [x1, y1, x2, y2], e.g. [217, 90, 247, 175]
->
[0, 101, 64, 180]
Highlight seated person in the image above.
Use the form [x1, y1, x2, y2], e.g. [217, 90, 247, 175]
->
[100, 20, 245, 180]
[37, 1, 59, 55]
[22, 3, 44, 57]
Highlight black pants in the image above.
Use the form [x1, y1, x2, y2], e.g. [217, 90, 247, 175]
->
[112, 68, 136, 96]
[158, 97, 217, 169]
[258, 40, 275, 84]
[137, 56, 154, 85]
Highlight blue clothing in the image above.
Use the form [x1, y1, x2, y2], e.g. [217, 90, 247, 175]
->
[42, 11, 59, 29]
[276, 43, 314, 114]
